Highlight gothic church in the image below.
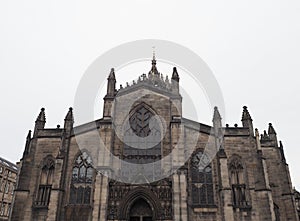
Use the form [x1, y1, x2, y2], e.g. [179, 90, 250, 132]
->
[11, 56, 299, 221]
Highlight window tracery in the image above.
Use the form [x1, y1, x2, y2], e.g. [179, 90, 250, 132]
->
[229, 157, 249, 208]
[70, 151, 94, 205]
[190, 151, 214, 206]
[35, 158, 55, 207]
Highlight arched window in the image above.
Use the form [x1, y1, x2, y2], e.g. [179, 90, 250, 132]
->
[35, 158, 54, 207]
[190, 151, 214, 206]
[69, 151, 94, 205]
[129, 105, 153, 138]
[229, 156, 248, 208]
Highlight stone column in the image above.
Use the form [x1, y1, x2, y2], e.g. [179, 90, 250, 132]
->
[218, 156, 234, 221]
[92, 172, 102, 221]
[99, 174, 109, 221]
[179, 170, 188, 221]
[172, 172, 181, 221]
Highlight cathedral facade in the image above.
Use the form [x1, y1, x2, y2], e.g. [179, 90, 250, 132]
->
[11, 57, 299, 221]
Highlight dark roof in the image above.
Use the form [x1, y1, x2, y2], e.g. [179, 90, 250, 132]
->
[0, 156, 18, 172]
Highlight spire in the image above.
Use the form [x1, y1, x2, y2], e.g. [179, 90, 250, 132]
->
[241, 106, 254, 136]
[149, 48, 159, 75]
[34, 108, 46, 136]
[268, 123, 276, 135]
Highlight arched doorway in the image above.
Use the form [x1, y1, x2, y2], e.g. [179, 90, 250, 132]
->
[129, 198, 153, 221]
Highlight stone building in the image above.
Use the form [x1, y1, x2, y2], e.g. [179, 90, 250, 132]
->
[0, 157, 17, 221]
[11, 56, 299, 221]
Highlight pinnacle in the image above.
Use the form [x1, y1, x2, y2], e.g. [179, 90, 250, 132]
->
[268, 123, 276, 135]
[108, 68, 116, 80]
[242, 106, 252, 121]
[65, 107, 74, 121]
[213, 106, 222, 121]
[36, 108, 46, 122]
[172, 67, 179, 81]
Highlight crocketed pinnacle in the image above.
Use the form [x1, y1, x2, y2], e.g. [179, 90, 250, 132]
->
[242, 106, 252, 121]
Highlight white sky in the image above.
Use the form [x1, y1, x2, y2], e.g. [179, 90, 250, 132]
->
[0, 0, 299, 189]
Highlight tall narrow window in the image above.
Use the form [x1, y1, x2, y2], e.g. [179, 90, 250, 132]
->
[229, 157, 248, 208]
[70, 151, 94, 205]
[190, 151, 214, 206]
[35, 158, 54, 207]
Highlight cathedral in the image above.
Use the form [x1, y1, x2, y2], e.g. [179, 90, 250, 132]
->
[11, 56, 299, 221]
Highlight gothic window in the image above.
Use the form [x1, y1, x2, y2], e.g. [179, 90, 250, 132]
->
[229, 157, 248, 208]
[190, 151, 214, 206]
[122, 104, 162, 182]
[129, 105, 153, 137]
[69, 151, 94, 205]
[35, 158, 54, 207]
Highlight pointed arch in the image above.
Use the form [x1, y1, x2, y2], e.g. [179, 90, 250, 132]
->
[189, 149, 214, 206]
[118, 187, 163, 220]
[35, 155, 55, 207]
[228, 155, 249, 208]
[69, 150, 95, 205]
[128, 102, 156, 138]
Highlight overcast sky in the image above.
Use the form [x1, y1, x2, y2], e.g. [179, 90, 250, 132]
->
[0, 0, 299, 189]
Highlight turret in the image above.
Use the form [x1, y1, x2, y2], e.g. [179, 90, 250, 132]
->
[33, 108, 46, 137]
[241, 106, 254, 136]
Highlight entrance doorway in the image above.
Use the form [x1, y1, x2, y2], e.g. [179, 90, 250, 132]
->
[129, 198, 153, 221]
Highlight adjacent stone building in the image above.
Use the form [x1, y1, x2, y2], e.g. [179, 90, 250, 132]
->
[11, 56, 299, 221]
[0, 157, 17, 221]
